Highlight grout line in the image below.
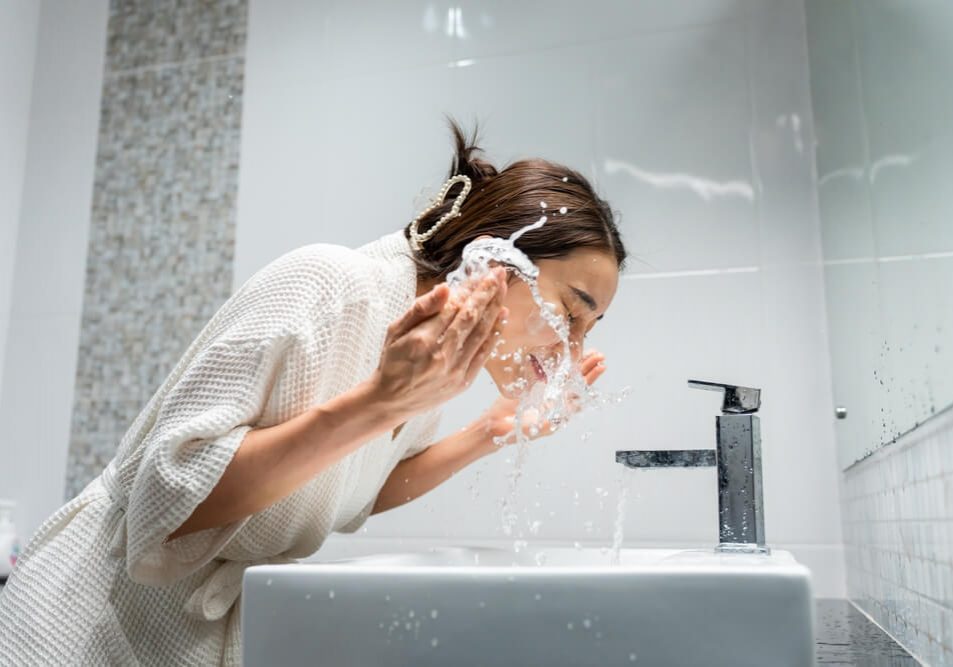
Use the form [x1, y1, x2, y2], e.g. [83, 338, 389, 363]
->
[104, 52, 244, 78]
[622, 266, 760, 280]
[846, 558, 953, 613]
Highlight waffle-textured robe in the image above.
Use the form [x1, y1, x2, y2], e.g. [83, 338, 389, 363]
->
[0, 229, 442, 665]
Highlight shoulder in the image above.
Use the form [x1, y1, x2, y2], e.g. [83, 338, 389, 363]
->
[251, 242, 376, 291]
[215, 243, 379, 344]
[243, 242, 381, 303]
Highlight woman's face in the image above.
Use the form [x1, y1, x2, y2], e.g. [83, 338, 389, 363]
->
[479, 238, 619, 398]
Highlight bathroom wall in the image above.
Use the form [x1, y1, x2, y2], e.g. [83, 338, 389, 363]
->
[0, 0, 108, 546]
[237, 0, 846, 595]
[1, 0, 847, 598]
[806, 0, 953, 662]
[62, 0, 249, 500]
[0, 1, 41, 427]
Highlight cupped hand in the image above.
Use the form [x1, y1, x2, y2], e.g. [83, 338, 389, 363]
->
[481, 348, 607, 446]
[371, 267, 509, 418]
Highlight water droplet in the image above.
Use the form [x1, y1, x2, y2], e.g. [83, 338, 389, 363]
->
[431, 609, 439, 618]
[567, 622, 574, 630]
[329, 590, 335, 599]
[540, 201, 547, 208]
[266, 578, 272, 586]
[431, 638, 439, 647]
[559, 206, 568, 214]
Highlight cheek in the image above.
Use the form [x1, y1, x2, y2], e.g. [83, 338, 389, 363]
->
[501, 283, 560, 346]
[499, 312, 560, 350]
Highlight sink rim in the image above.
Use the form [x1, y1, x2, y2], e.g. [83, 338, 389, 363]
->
[246, 546, 812, 577]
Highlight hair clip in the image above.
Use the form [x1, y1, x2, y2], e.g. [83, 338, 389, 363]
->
[409, 174, 472, 251]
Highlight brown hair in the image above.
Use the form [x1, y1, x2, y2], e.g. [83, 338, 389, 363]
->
[403, 114, 628, 284]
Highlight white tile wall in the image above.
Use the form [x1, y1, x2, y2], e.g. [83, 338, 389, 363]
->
[0, 1, 41, 426]
[0, 0, 108, 543]
[807, 1, 953, 662]
[238, 0, 845, 594]
[841, 405, 953, 665]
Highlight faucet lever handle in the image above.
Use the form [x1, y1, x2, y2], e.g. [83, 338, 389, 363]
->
[687, 379, 761, 414]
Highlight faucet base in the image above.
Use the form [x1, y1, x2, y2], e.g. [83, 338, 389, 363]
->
[715, 542, 772, 555]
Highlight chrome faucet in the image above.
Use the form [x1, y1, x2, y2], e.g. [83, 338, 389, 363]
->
[615, 379, 770, 555]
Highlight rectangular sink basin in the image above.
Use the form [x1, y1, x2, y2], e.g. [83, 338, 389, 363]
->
[242, 546, 815, 666]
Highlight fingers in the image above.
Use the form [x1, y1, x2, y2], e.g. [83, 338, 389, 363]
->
[441, 267, 506, 355]
[585, 361, 606, 385]
[464, 305, 508, 383]
[389, 283, 452, 340]
[458, 274, 507, 365]
[578, 350, 606, 383]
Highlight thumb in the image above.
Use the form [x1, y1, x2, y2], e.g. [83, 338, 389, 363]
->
[389, 282, 450, 339]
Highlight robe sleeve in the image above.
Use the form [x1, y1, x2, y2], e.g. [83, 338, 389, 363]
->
[120, 243, 351, 587]
[123, 333, 295, 586]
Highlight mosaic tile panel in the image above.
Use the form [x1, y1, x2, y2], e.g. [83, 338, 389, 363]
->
[107, 0, 247, 73]
[65, 0, 247, 499]
[842, 406, 953, 666]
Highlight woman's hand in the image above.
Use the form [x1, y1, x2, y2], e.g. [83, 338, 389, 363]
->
[370, 267, 509, 419]
[480, 348, 607, 446]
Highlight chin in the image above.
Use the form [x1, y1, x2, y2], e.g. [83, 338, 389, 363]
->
[484, 363, 538, 399]
[484, 364, 517, 398]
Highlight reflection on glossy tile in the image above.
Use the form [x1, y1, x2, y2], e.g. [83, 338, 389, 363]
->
[590, 20, 756, 274]
[815, 599, 918, 664]
[453, 0, 748, 62]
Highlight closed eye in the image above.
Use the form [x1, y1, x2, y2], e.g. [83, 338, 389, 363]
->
[562, 302, 577, 324]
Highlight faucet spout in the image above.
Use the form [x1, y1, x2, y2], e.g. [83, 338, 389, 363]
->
[616, 379, 769, 555]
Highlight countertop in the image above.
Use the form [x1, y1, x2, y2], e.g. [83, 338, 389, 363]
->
[0, 581, 918, 663]
[814, 599, 919, 665]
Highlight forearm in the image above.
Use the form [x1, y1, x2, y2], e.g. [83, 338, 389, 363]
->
[371, 418, 499, 515]
[166, 378, 409, 541]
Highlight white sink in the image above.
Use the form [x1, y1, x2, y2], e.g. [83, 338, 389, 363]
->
[242, 545, 815, 666]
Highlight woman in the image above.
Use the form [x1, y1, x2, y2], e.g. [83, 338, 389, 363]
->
[0, 117, 627, 665]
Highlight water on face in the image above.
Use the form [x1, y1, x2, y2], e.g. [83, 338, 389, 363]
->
[443, 214, 631, 541]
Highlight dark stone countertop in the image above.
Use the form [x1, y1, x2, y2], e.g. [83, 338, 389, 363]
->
[815, 599, 919, 665]
[0, 582, 919, 663]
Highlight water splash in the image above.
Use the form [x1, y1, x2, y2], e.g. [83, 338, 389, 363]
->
[609, 483, 629, 565]
[444, 214, 630, 540]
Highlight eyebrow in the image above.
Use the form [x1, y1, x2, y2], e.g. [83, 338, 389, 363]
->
[570, 285, 604, 321]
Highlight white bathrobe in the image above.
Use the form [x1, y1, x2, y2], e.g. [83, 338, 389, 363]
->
[0, 229, 442, 665]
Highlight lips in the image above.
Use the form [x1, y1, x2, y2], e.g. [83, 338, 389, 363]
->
[529, 354, 547, 383]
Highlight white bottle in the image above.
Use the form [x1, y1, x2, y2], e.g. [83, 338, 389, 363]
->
[0, 499, 21, 579]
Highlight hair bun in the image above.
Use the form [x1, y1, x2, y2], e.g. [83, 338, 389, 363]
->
[447, 115, 499, 183]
